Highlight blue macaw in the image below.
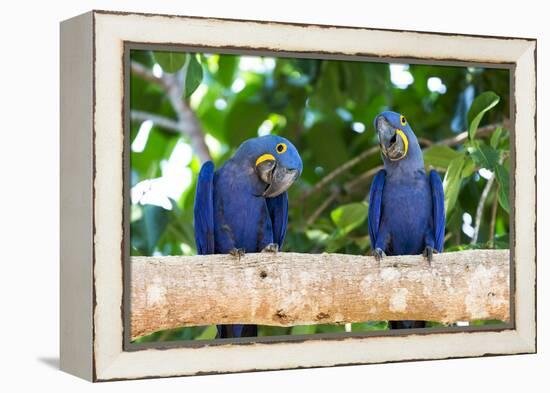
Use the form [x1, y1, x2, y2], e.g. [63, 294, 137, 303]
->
[194, 135, 302, 338]
[368, 111, 445, 329]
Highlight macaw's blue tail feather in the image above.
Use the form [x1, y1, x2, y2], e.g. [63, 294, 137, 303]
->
[194, 161, 215, 255]
[368, 170, 386, 248]
[217, 324, 258, 338]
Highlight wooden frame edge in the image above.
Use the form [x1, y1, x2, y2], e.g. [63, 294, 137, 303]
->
[60, 10, 538, 381]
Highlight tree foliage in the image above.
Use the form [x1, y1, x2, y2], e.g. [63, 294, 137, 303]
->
[129, 49, 510, 342]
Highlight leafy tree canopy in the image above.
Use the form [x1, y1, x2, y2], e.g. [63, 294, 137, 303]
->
[129, 50, 510, 342]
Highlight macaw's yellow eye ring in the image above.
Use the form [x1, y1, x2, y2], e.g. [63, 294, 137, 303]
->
[276, 143, 287, 154]
[400, 115, 407, 126]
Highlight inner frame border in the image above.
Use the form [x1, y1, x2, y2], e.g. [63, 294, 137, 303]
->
[121, 41, 517, 352]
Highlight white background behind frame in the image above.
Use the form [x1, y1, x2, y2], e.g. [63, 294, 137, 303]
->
[1, 0, 546, 391]
[88, 11, 534, 380]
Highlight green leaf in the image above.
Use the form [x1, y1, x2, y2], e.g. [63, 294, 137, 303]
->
[305, 229, 330, 244]
[153, 51, 187, 73]
[443, 154, 466, 218]
[195, 325, 218, 340]
[330, 202, 369, 234]
[309, 62, 345, 110]
[353, 235, 371, 250]
[184, 55, 203, 97]
[225, 99, 268, 146]
[467, 91, 500, 140]
[217, 55, 239, 87]
[494, 164, 510, 213]
[290, 325, 317, 335]
[351, 321, 388, 331]
[462, 156, 477, 178]
[306, 121, 349, 171]
[490, 126, 503, 148]
[130, 204, 170, 255]
[194, 83, 229, 142]
[423, 145, 462, 169]
[314, 324, 346, 333]
[130, 128, 178, 179]
[469, 142, 500, 170]
[257, 326, 291, 336]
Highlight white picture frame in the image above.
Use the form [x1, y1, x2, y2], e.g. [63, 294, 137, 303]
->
[60, 10, 536, 381]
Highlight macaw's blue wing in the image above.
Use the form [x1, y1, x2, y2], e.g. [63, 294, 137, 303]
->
[429, 170, 445, 252]
[266, 192, 288, 248]
[194, 161, 215, 255]
[368, 170, 386, 248]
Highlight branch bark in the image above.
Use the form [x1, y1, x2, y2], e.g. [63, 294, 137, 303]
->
[130, 249, 510, 340]
[130, 110, 181, 133]
[344, 165, 384, 192]
[130, 61, 212, 163]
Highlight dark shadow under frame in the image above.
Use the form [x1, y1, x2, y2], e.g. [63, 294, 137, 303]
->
[121, 40, 517, 352]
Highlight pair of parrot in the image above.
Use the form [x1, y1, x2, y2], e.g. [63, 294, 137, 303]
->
[194, 111, 445, 338]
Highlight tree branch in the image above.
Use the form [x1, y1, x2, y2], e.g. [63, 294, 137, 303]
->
[306, 189, 339, 226]
[344, 165, 384, 192]
[130, 110, 181, 133]
[130, 61, 212, 163]
[472, 155, 505, 245]
[472, 174, 495, 244]
[417, 137, 434, 147]
[130, 249, 510, 340]
[438, 120, 509, 147]
[130, 61, 166, 86]
[489, 184, 500, 246]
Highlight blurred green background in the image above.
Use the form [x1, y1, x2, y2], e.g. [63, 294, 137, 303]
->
[129, 49, 511, 342]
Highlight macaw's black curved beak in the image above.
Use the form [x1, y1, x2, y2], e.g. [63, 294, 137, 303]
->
[376, 115, 407, 161]
[256, 159, 299, 198]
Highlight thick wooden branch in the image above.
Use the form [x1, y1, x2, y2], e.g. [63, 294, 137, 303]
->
[130, 250, 510, 340]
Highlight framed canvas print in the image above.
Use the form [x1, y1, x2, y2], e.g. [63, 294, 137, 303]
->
[60, 10, 537, 381]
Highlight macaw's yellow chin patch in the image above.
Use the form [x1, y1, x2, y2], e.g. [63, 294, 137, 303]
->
[383, 128, 409, 161]
[255, 153, 275, 167]
[395, 129, 409, 157]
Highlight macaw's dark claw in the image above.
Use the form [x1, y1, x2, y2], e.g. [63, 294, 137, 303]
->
[372, 248, 386, 262]
[423, 246, 437, 265]
[229, 248, 246, 259]
[261, 243, 279, 253]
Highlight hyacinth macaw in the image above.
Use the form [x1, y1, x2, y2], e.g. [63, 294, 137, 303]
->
[368, 111, 445, 329]
[194, 135, 302, 338]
